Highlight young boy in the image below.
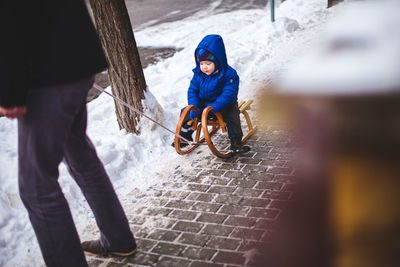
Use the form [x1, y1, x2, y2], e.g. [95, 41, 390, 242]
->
[176, 34, 250, 153]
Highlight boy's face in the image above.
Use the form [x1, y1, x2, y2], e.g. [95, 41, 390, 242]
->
[199, 60, 215, 75]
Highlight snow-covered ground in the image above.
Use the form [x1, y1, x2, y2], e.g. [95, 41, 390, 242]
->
[4, 0, 398, 266]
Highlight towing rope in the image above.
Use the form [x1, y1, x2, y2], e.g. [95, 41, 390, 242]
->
[92, 83, 197, 145]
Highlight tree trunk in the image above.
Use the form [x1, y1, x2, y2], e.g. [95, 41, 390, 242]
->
[328, 0, 343, 8]
[89, 0, 146, 134]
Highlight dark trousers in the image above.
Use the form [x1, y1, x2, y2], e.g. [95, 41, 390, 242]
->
[181, 102, 243, 140]
[18, 77, 135, 267]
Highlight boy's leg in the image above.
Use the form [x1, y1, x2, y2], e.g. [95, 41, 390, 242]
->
[63, 94, 135, 253]
[180, 107, 195, 137]
[171, 107, 195, 147]
[220, 103, 250, 153]
[18, 77, 95, 267]
[220, 103, 243, 141]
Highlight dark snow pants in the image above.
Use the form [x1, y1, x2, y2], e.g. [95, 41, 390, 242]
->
[18, 76, 135, 267]
[181, 102, 243, 140]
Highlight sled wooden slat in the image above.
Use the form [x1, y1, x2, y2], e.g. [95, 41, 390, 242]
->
[202, 106, 233, 158]
[239, 99, 253, 113]
[174, 105, 199, 155]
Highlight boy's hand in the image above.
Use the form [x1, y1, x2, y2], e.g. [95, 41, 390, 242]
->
[189, 110, 197, 120]
[0, 106, 27, 119]
[207, 103, 221, 113]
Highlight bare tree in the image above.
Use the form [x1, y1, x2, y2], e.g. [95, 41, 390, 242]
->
[89, 0, 146, 134]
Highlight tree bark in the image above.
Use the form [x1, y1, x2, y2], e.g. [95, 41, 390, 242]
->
[89, 0, 146, 134]
[328, 0, 343, 8]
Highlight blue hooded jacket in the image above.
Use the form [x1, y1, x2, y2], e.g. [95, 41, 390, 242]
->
[187, 34, 239, 112]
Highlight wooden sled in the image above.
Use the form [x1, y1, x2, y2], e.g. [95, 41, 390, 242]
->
[174, 100, 257, 158]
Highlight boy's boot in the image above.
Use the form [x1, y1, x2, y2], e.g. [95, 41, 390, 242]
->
[171, 125, 193, 148]
[230, 138, 251, 153]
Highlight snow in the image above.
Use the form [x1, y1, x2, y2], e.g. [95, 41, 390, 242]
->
[0, 0, 359, 265]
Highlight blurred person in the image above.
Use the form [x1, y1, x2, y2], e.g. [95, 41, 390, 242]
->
[254, 1, 400, 266]
[0, 1, 136, 266]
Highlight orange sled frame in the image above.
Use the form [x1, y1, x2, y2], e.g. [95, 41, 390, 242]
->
[174, 100, 257, 158]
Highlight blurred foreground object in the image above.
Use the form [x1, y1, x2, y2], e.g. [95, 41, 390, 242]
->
[257, 1, 400, 266]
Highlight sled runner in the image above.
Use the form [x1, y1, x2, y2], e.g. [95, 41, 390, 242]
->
[174, 100, 257, 158]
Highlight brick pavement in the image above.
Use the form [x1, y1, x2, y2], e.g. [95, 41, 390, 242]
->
[86, 124, 297, 267]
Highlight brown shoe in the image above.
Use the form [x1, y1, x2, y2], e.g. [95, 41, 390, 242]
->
[81, 240, 137, 257]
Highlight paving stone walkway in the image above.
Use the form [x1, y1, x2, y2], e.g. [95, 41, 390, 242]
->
[86, 123, 296, 267]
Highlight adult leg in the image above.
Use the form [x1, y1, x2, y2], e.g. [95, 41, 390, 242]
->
[63, 89, 135, 252]
[18, 77, 94, 267]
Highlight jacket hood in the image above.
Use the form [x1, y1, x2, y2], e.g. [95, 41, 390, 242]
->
[194, 34, 228, 73]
